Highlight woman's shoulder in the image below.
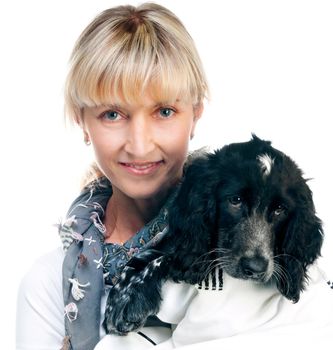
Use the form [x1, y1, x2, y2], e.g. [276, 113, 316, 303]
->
[18, 247, 64, 302]
[16, 248, 66, 348]
[22, 247, 64, 276]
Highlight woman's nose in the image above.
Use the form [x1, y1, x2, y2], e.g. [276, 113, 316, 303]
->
[124, 115, 155, 157]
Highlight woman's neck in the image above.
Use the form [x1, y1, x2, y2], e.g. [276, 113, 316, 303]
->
[103, 187, 169, 244]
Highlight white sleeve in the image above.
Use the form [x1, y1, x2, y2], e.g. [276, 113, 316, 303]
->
[16, 247, 65, 350]
[154, 328, 333, 350]
[93, 265, 333, 350]
[155, 264, 333, 349]
[157, 280, 198, 324]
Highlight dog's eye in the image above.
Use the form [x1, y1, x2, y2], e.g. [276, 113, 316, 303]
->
[229, 195, 242, 207]
[273, 204, 286, 216]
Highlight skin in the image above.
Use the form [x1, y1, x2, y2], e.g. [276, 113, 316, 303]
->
[79, 91, 203, 244]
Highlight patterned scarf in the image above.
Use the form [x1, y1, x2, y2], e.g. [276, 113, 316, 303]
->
[59, 177, 174, 350]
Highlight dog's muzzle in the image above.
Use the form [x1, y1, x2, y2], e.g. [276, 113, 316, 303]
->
[239, 256, 269, 280]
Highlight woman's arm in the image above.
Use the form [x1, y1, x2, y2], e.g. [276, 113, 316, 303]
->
[95, 281, 197, 350]
[16, 248, 65, 350]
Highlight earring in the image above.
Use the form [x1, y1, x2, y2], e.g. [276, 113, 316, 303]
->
[190, 134, 194, 140]
[85, 139, 91, 146]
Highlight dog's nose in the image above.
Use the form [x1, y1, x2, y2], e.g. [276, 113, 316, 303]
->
[240, 256, 268, 279]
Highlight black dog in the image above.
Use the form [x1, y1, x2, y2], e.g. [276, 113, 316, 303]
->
[103, 135, 323, 335]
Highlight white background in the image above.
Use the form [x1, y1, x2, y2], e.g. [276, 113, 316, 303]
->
[1, 0, 332, 348]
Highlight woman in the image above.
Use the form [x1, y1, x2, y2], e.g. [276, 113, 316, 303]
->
[16, 3, 207, 349]
[16, 3, 333, 350]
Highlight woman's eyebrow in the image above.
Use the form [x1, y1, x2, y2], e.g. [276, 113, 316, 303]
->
[153, 99, 181, 107]
[103, 103, 123, 109]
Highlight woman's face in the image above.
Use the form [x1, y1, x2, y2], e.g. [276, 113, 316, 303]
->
[81, 92, 203, 200]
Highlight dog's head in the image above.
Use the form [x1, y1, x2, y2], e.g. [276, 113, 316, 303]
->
[172, 135, 323, 302]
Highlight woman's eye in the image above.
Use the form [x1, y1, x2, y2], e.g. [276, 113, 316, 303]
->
[102, 110, 121, 121]
[229, 195, 242, 207]
[159, 108, 174, 118]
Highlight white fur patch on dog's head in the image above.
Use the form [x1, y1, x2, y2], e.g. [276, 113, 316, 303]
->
[257, 153, 275, 177]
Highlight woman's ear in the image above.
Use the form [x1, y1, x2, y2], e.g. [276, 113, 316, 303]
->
[83, 132, 91, 146]
[73, 106, 85, 126]
[74, 110, 91, 145]
[190, 102, 204, 139]
[194, 102, 204, 120]
[80, 125, 91, 146]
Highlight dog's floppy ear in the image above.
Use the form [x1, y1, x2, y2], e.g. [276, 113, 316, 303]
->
[276, 182, 323, 302]
[165, 153, 220, 282]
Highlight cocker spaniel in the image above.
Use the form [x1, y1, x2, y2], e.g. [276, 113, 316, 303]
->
[103, 135, 323, 335]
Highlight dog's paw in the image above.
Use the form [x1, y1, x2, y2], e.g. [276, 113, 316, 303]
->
[103, 266, 162, 335]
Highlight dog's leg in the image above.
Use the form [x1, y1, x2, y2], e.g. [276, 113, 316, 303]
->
[103, 255, 170, 335]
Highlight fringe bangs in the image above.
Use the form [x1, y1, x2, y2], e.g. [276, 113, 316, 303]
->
[64, 4, 208, 123]
[67, 58, 201, 118]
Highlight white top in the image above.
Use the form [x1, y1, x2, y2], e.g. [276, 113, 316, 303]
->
[16, 248, 333, 350]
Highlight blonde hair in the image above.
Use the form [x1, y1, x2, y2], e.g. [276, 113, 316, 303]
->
[65, 3, 208, 122]
[64, 3, 208, 186]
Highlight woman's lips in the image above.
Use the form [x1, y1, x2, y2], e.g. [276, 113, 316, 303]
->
[119, 160, 164, 175]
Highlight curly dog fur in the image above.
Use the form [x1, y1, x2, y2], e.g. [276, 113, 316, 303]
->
[103, 135, 323, 335]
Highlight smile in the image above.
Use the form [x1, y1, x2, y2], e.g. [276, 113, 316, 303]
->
[119, 161, 164, 175]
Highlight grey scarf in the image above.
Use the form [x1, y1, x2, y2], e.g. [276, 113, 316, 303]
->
[59, 177, 173, 350]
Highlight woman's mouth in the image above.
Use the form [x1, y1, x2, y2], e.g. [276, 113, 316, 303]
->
[119, 161, 164, 175]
